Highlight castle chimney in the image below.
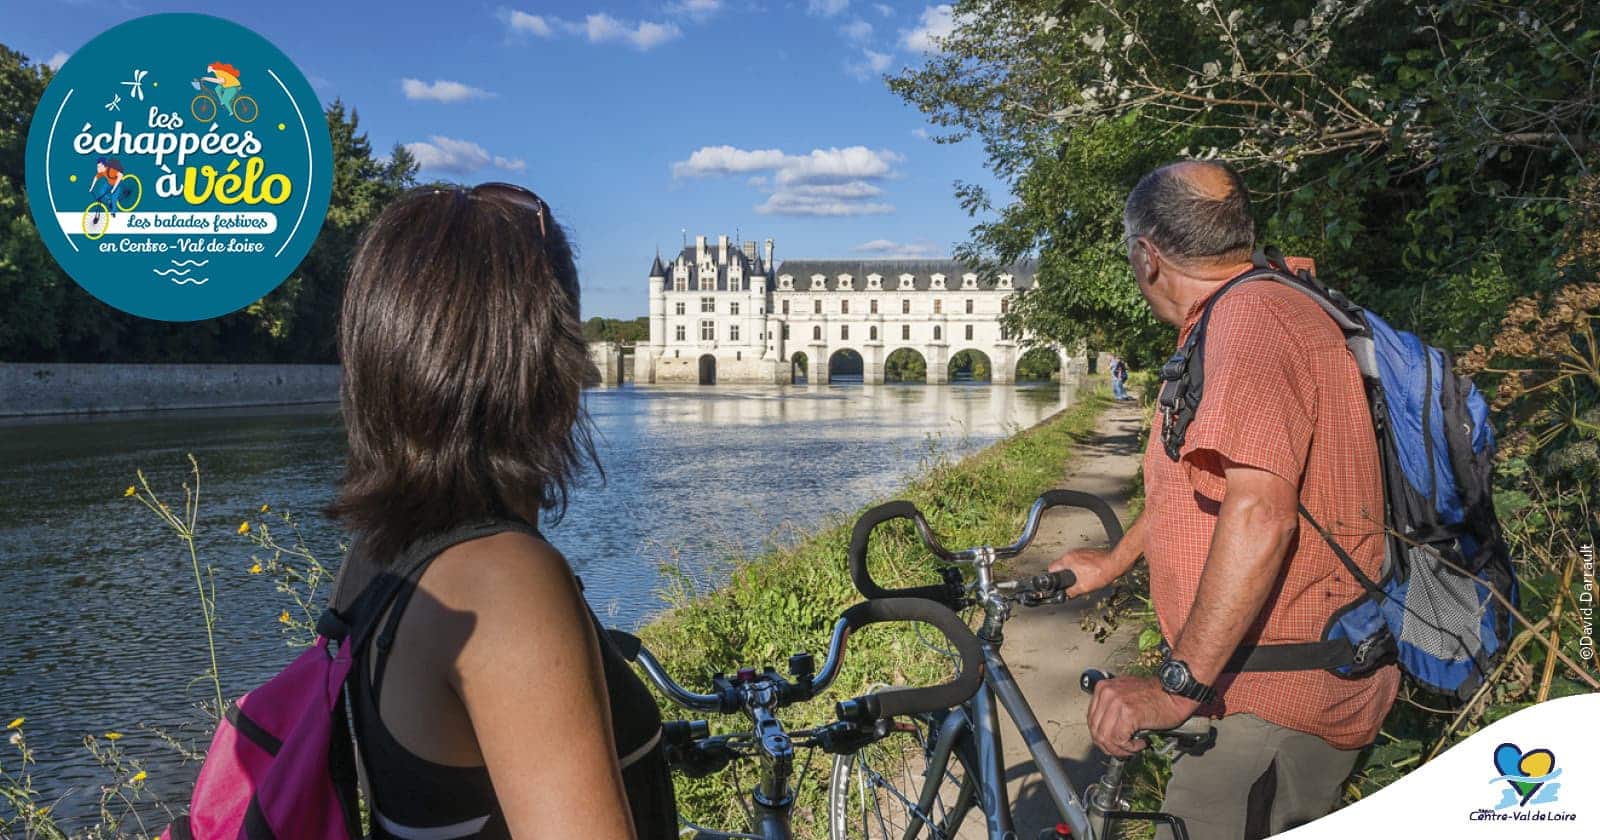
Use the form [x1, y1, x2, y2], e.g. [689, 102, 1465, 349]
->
[764, 238, 774, 269]
[696, 235, 706, 264]
[742, 240, 757, 262]
[718, 234, 729, 265]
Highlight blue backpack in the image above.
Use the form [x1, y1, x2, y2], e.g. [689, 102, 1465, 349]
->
[1156, 248, 1516, 700]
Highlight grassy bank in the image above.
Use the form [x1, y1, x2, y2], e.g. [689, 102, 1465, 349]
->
[639, 385, 1113, 834]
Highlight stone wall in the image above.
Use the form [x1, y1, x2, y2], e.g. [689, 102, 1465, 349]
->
[0, 363, 341, 417]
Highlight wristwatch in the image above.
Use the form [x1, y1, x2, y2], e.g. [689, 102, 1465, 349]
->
[1157, 657, 1218, 705]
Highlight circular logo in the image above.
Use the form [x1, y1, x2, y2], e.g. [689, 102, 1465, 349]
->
[24, 13, 333, 322]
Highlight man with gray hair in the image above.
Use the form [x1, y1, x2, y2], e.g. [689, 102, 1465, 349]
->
[1050, 161, 1397, 838]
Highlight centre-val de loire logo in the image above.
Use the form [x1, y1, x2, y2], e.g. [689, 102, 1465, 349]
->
[1468, 742, 1577, 824]
[25, 13, 332, 322]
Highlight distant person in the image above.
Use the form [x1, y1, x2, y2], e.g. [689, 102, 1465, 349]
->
[1110, 356, 1131, 400]
[1050, 161, 1395, 839]
[327, 184, 676, 839]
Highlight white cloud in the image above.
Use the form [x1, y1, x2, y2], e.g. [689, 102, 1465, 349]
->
[401, 78, 494, 103]
[901, 4, 955, 52]
[840, 18, 873, 41]
[807, 0, 850, 17]
[505, 10, 555, 37]
[853, 239, 943, 258]
[579, 13, 682, 49]
[45, 51, 70, 71]
[502, 8, 681, 50]
[846, 48, 893, 80]
[669, 0, 723, 20]
[912, 127, 930, 139]
[673, 144, 904, 216]
[872, 2, 895, 17]
[404, 135, 527, 174]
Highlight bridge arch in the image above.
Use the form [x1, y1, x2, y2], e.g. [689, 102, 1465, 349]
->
[1015, 346, 1062, 382]
[789, 351, 809, 384]
[827, 348, 864, 383]
[947, 348, 992, 383]
[697, 353, 717, 385]
[884, 347, 928, 383]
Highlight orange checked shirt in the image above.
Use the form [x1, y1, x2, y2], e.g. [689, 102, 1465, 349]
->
[1143, 270, 1400, 750]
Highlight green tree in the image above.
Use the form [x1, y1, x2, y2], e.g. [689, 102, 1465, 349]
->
[884, 347, 928, 381]
[891, 0, 1599, 363]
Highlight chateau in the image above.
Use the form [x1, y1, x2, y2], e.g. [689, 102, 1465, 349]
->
[637, 234, 1065, 385]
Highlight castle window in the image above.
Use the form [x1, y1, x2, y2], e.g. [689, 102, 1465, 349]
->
[701, 297, 715, 313]
[675, 301, 686, 315]
[699, 272, 715, 291]
[902, 324, 910, 340]
[729, 277, 741, 292]
[814, 299, 822, 315]
[934, 326, 942, 340]
[870, 299, 878, 315]
[838, 274, 853, 290]
[841, 325, 849, 340]
[731, 301, 740, 316]
[962, 273, 978, 289]
[934, 299, 943, 314]
[730, 324, 740, 342]
[931, 274, 946, 289]
[902, 299, 911, 315]
[701, 321, 715, 341]
[675, 324, 686, 341]
[812, 325, 822, 340]
[966, 299, 974, 314]
[783, 324, 791, 339]
[841, 299, 849, 315]
[675, 276, 687, 292]
[869, 326, 878, 341]
[1001, 296, 1009, 314]
[965, 324, 974, 341]
[782, 300, 790, 315]
[899, 274, 914, 290]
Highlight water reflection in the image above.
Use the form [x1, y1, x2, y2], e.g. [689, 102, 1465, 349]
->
[0, 380, 1071, 825]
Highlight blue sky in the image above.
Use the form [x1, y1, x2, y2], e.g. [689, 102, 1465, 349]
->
[9, 0, 1008, 318]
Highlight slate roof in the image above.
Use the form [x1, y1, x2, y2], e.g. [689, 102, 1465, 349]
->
[770, 259, 1036, 291]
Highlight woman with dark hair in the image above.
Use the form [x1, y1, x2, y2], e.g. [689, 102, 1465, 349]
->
[327, 183, 676, 839]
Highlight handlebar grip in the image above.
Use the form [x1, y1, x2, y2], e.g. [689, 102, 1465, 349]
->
[848, 501, 961, 606]
[1079, 668, 1114, 694]
[1022, 570, 1077, 594]
[1035, 490, 1124, 547]
[835, 598, 984, 722]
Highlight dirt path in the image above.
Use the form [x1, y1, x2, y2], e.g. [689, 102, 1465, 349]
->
[959, 399, 1147, 837]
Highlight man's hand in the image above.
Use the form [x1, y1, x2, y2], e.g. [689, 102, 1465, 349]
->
[1086, 676, 1199, 758]
[1048, 548, 1124, 597]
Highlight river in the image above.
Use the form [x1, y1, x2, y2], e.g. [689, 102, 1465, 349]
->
[0, 380, 1076, 828]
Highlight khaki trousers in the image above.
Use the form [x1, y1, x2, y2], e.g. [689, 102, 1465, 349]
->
[1155, 713, 1361, 840]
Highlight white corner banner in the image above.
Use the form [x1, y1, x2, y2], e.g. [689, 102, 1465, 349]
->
[1282, 693, 1598, 837]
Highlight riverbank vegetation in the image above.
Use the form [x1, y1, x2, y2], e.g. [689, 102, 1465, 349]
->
[639, 388, 1112, 834]
[890, 0, 1599, 826]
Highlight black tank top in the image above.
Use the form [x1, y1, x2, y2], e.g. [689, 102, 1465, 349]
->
[332, 521, 678, 839]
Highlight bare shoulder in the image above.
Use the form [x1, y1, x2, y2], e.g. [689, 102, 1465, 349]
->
[421, 530, 581, 617]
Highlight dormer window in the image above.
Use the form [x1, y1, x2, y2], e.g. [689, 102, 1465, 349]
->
[898, 274, 915, 290]
[810, 274, 827, 290]
[930, 273, 946, 290]
[779, 274, 794, 290]
[837, 274, 853, 290]
[962, 273, 978, 289]
[998, 274, 1013, 289]
[867, 273, 882, 290]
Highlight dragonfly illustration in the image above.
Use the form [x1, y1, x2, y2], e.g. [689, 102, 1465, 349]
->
[121, 69, 148, 101]
[104, 94, 121, 112]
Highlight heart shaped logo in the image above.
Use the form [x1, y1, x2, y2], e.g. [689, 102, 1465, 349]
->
[1493, 742, 1558, 806]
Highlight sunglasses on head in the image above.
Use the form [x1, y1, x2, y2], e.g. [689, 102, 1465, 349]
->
[431, 182, 549, 237]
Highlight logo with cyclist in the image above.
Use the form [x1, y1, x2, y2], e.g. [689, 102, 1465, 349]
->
[24, 14, 331, 321]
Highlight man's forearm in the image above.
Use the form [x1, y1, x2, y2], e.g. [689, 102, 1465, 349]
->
[1170, 470, 1298, 687]
[1109, 508, 1148, 575]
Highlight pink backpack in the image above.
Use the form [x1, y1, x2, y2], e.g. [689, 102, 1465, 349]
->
[162, 548, 433, 840]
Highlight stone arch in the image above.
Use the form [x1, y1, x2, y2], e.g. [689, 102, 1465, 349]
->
[947, 348, 992, 383]
[1015, 346, 1062, 382]
[697, 353, 717, 385]
[827, 348, 864, 383]
[884, 347, 928, 383]
[790, 351, 809, 385]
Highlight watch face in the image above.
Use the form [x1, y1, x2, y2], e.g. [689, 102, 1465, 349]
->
[1158, 659, 1186, 692]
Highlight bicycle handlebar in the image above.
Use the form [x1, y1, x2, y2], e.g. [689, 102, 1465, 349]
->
[618, 598, 983, 724]
[849, 490, 1125, 603]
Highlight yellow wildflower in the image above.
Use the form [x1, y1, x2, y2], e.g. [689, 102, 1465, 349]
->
[249, 562, 263, 574]
[279, 610, 291, 625]
[104, 732, 123, 741]
[6, 717, 22, 730]
[36, 805, 50, 817]
[131, 769, 147, 783]
[238, 521, 251, 535]
[260, 503, 270, 513]
[124, 486, 136, 497]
